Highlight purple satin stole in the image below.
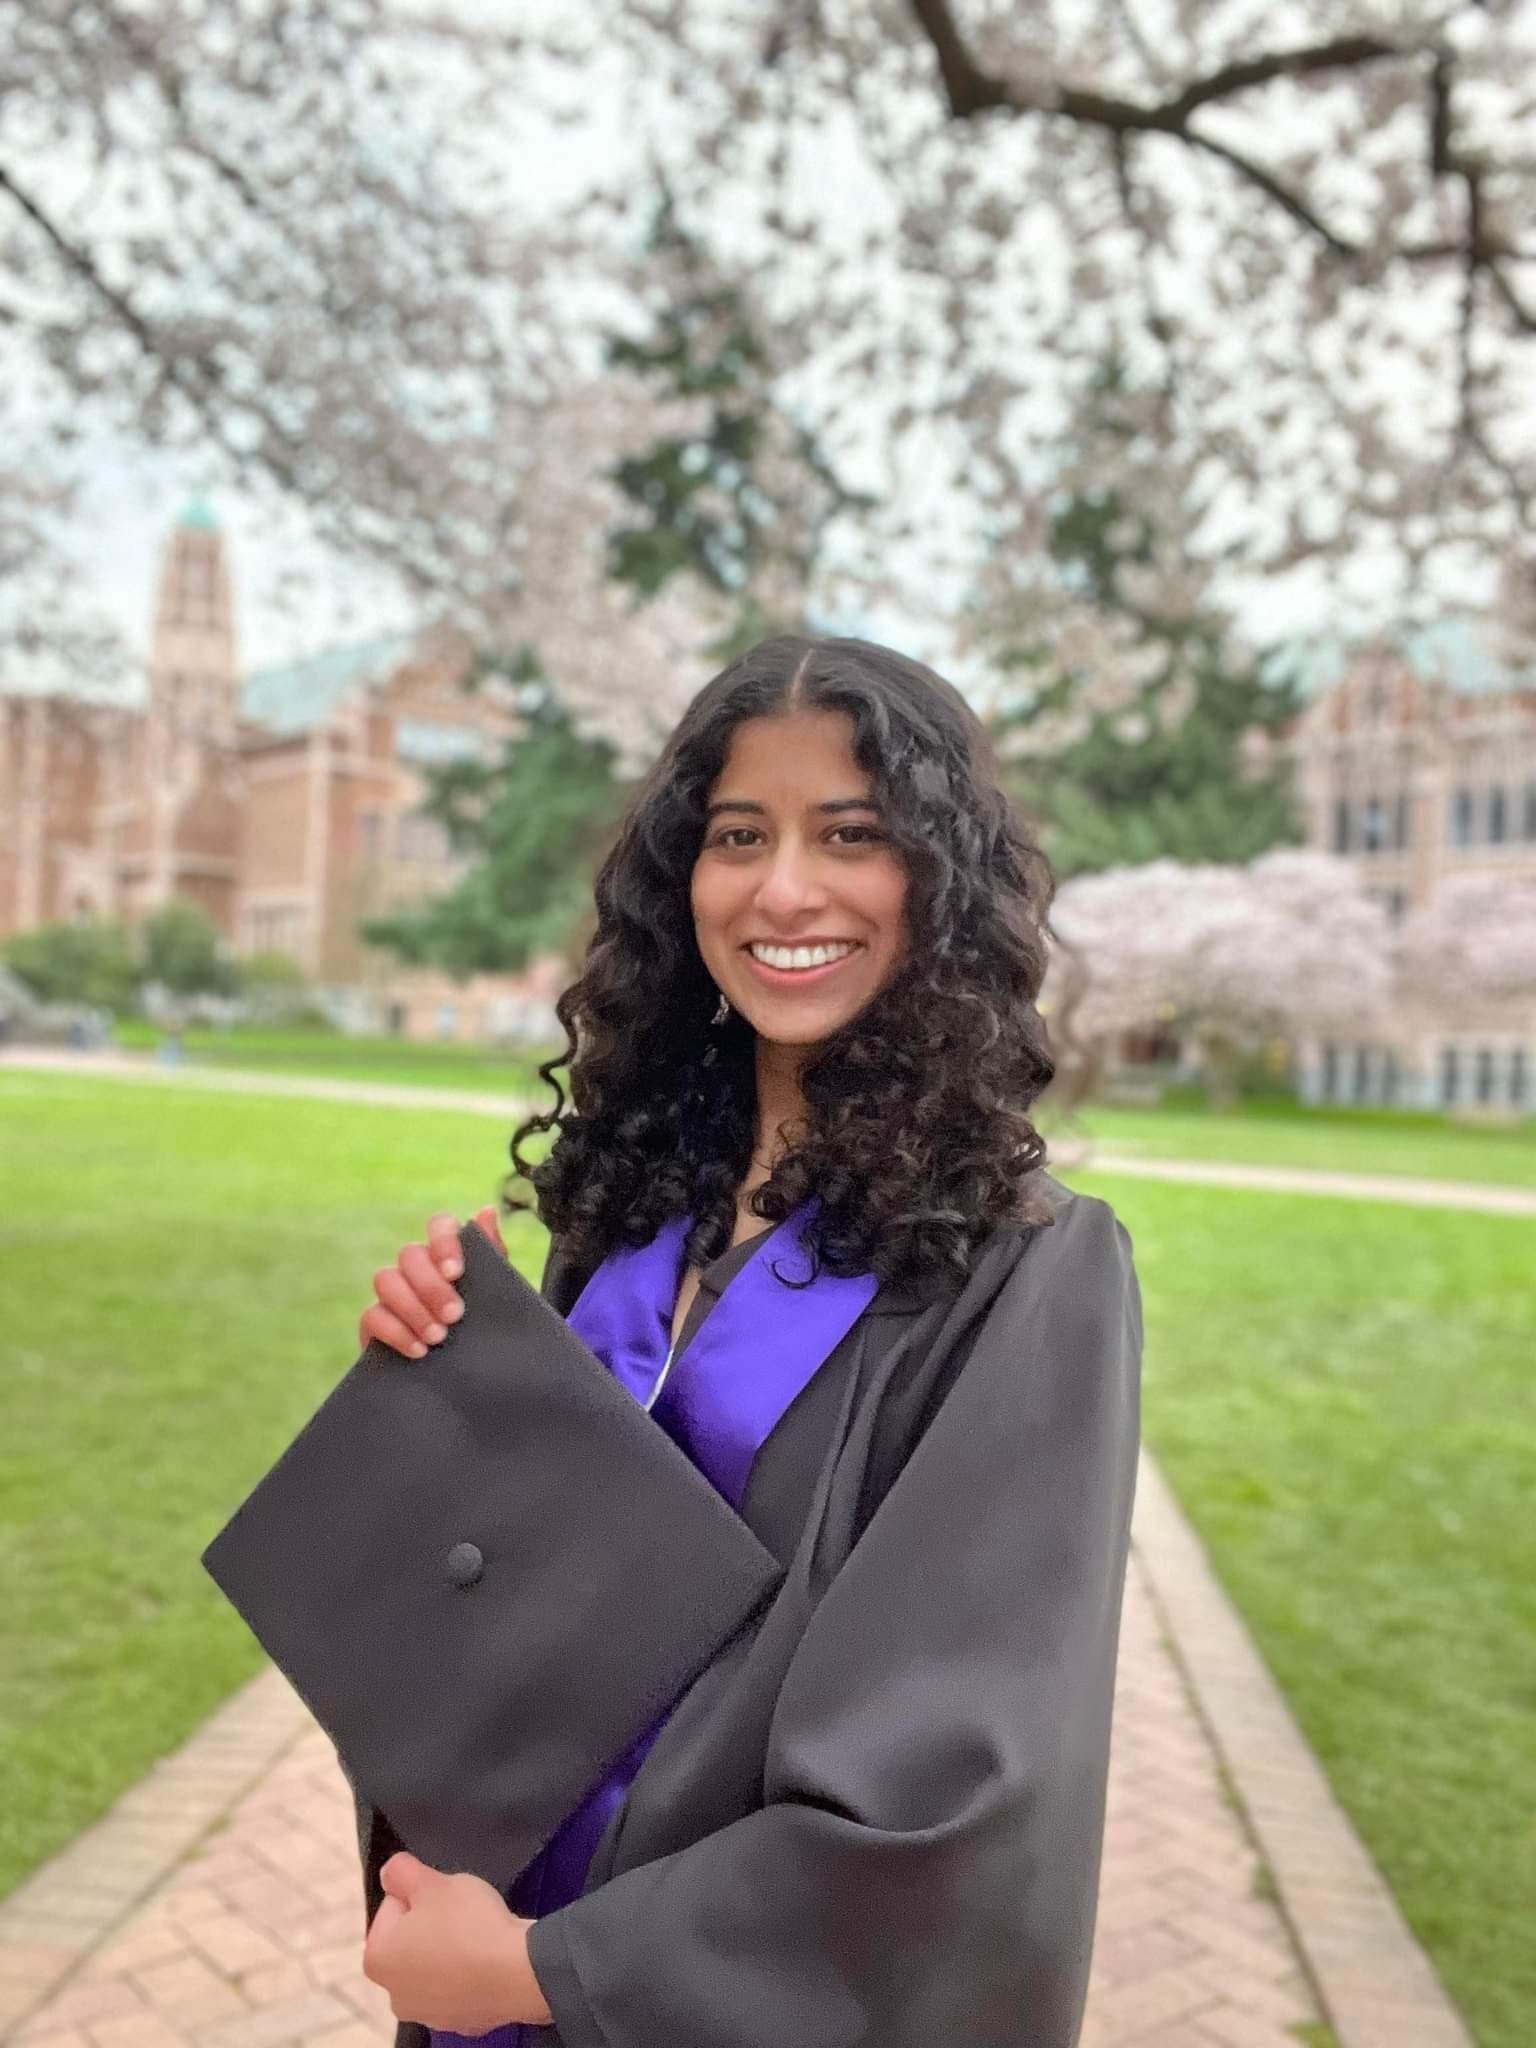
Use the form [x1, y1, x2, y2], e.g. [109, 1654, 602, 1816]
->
[432, 1201, 878, 2047]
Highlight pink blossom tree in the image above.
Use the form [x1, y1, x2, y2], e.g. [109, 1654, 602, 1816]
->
[1395, 877, 1536, 1019]
[1046, 849, 1395, 1107]
[586, 1, 1536, 641]
[5, 1, 1536, 686]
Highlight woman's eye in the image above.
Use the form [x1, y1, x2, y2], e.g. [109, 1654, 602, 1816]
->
[708, 824, 884, 850]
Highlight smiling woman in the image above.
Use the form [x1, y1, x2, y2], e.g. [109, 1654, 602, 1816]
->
[511, 636, 1064, 1290]
[346, 633, 1142, 2048]
[689, 704, 911, 1214]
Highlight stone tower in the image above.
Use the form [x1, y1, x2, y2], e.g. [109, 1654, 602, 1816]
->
[149, 499, 238, 745]
[123, 501, 243, 926]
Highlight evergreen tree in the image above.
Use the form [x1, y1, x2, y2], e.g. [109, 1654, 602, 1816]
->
[364, 191, 862, 983]
[604, 185, 871, 661]
[988, 487, 1304, 880]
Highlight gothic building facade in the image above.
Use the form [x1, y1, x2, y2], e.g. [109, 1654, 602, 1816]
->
[0, 505, 562, 1040]
[1283, 622, 1536, 1113]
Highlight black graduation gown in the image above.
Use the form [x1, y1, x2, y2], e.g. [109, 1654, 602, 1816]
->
[354, 1172, 1142, 2048]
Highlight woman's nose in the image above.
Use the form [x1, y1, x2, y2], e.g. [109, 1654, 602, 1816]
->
[752, 845, 829, 915]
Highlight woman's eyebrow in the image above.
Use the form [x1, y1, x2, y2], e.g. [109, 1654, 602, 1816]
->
[704, 796, 882, 820]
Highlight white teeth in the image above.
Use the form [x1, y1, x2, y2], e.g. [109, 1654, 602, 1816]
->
[749, 942, 857, 970]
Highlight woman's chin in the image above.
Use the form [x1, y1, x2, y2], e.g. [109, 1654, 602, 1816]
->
[736, 998, 864, 1047]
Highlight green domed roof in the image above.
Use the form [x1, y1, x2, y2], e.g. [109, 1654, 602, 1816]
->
[178, 497, 218, 533]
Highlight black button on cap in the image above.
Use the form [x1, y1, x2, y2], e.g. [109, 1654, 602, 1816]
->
[446, 1541, 484, 1588]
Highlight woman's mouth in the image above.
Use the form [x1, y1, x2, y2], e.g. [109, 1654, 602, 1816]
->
[741, 941, 865, 989]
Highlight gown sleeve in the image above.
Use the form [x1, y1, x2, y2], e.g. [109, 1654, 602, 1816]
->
[525, 1189, 1143, 2048]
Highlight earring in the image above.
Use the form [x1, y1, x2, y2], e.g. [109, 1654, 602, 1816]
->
[712, 991, 730, 1026]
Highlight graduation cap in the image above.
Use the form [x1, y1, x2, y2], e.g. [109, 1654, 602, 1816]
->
[201, 1223, 784, 1893]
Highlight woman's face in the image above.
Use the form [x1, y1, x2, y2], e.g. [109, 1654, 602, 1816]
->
[691, 707, 910, 1049]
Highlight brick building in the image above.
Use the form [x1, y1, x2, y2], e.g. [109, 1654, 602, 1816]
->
[0, 505, 565, 1041]
[1282, 621, 1536, 1112]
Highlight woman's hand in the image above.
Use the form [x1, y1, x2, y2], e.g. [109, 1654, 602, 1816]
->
[359, 1206, 507, 1360]
[363, 1850, 553, 2031]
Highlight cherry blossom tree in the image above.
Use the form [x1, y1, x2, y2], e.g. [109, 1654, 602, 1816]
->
[0, 0, 586, 675]
[574, 1, 1536, 639]
[1046, 849, 1395, 1106]
[1395, 875, 1536, 1018]
[1, 5, 865, 714]
[8, 0, 1535, 700]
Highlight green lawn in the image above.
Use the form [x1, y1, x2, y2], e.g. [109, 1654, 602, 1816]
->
[1049, 1098, 1536, 1190]
[1062, 1164, 1535, 2048]
[2, 1074, 1528, 2048]
[90, 1026, 1536, 1188]
[0, 1071, 548, 1899]
[108, 1022, 555, 1099]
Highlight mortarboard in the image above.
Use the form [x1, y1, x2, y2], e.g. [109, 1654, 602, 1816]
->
[201, 1222, 784, 1892]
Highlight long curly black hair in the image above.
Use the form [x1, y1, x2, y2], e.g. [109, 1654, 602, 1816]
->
[506, 634, 1057, 1294]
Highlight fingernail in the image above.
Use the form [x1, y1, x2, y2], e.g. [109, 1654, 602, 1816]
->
[441, 1258, 462, 1279]
[442, 1299, 463, 1322]
[409, 1343, 427, 1359]
[426, 1322, 447, 1344]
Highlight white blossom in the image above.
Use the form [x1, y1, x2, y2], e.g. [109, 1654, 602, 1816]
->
[1048, 850, 1396, 1058]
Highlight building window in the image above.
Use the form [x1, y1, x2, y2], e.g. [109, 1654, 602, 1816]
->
[1524, 782, 1536, 842]
[1393, 792, 1411, 850]
[1381, 1051, 1400, 1106]
[1450, 787, 1475, 847]
[360, 811, 383, 862]
[1353, 1045, 1371, 1102]
[1511, 1046, 1529, 1109]
[1440, 1045, 1460, 1106]
[1360, 797, 1387, 853]
[1488, 786, 1508, 845]
[1475, 1046, 1496, 1104]
[1331, 799, 1350, 854]
[247, 905, 305, 959]
[1320, 1041, 1339, 1101]
[435, 1002, 458, 1041]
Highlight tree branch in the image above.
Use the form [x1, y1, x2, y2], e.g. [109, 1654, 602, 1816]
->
[906, 0, 1536, 348]
[907, 0, 1401, 258]
[1158, 35, 1402, 123]
[1180, 129, 1357, 256]
[911, 0, 1399, 134]
[0, 159, 457, 594]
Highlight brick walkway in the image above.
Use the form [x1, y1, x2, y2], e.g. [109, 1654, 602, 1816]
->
[3, 1545, 1323, 2048]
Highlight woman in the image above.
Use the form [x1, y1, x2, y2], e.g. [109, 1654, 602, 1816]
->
[355, 634, 1142, 2047]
